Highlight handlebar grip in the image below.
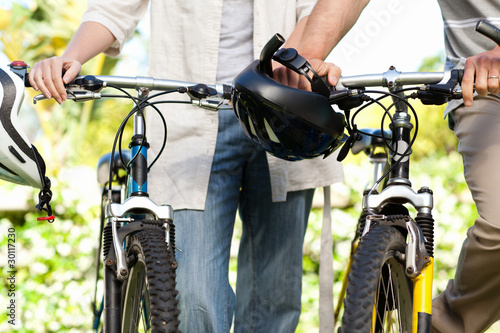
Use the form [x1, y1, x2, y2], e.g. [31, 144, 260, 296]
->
[24, 75, 31, 88]
[259, 33, 285, 77]
[8, 61, 32, 87]
[475, 20, 500, 47]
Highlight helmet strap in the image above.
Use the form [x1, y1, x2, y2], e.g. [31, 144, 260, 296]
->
[36, 177, 55, 223]
[272, 48, 331, 98]
[30, 145, 55, 222]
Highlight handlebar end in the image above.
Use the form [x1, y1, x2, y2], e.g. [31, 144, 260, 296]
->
[475, 20, 500, 47]
[8, 61, 31, 87]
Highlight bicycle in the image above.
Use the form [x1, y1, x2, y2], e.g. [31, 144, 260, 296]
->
[3, 18, 499, 332]
[2, 62, 231, 332]
[322, 20, 500, 332]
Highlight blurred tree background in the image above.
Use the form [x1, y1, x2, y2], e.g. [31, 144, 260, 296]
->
[0, 1, 139, 331]
[0, 0, 487, 332]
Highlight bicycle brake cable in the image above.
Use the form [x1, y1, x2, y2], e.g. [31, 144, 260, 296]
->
[103, 87, 171, 189]
[349, 89, 420, 216]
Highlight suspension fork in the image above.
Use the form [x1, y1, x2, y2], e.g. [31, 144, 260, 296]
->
[103, 256, 122, 333]
[412, 210, 435, 333]
[412, 258, 433, 333]
[363, 187, 435, 333]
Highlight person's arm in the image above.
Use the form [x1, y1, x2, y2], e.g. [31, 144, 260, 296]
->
[273, 16, 343, 89]
[462, 45, 500, 106]
[29, 21, 116, 104]
[303, 0, 500, 107]
[298, 0, 370, 60]
[273, 0, 370, 90]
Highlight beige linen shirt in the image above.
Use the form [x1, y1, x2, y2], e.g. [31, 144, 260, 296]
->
[82, 0, 344, 210]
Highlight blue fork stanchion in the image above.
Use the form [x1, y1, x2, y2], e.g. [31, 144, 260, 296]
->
[129, 134, 149, 196]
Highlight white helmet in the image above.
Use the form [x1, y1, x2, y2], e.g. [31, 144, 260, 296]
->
[0, 61, 53, 220]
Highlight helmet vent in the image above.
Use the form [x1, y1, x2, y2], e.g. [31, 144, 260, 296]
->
[0, 161, 19, 176]
[263, 118, 280, 143]
[9, 145, 26, 163]
[247, 115, 258, 137]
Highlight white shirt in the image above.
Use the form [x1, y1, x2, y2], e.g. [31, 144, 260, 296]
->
[82, 0, 344, 210]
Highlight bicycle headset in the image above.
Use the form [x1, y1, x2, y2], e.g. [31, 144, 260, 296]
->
[231, 34, 347, 161]
[0, 62, 53, 219]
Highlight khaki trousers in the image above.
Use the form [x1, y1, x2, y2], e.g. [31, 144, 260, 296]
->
[432, 97, 500, 333]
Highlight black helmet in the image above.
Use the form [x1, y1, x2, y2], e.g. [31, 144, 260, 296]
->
[231, 34, 347, 161]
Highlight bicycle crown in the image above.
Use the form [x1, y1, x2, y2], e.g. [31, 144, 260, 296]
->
[231, 34, 347, 161]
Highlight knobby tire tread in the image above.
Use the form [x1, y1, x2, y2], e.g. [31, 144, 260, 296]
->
[341, 225, 411, 332]
[126, 230, 180, 332]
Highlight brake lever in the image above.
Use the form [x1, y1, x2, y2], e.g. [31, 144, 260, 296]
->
[192, 98, 231, 111]
[33, 90, 102, 104]
[426, 69, 462, 95]
[66, 90, 102, 102]
[32, 94, 49, 104]
[33, 75, 105, 104]
[414, 69, 463, 105]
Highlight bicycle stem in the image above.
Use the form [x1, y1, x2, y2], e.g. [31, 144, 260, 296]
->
[388, 85, 413, 187]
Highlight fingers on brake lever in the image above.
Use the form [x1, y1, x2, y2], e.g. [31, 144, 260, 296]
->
[33, 90, 102, 104]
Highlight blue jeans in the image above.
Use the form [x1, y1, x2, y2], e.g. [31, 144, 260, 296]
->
[174, 108, 314, 332]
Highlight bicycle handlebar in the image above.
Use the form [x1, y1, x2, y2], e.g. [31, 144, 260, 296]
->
[329, 66, 464, 110]
[8, 62, 232, 104]
[81, 74, 232, 99]
[336, 68, 451, 89]
[333, 16, 500, 97]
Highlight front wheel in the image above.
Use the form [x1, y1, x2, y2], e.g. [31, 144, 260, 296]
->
[341, 225, 413, 332]
[122, 230, 180, 332]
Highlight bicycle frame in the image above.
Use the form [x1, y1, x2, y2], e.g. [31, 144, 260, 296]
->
[75, 76, 231, 332]
[333, 66, 453, 333]
[100, 89, 174, 333]
[366, 80, 434, 332]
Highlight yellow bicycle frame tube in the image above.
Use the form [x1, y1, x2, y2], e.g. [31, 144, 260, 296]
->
[411, 258, 434, 333]
[334, 239, 359, 323]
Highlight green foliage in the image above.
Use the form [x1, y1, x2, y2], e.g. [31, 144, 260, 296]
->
[0, 167, 101, 332]
[2, 4, 498, 332]
[419, 53, 446, 72]
[0, 1, 138, 331]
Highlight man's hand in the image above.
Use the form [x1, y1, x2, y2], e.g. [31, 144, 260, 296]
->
[462, 46, 500, 106]
[28, 56, 82, 104]
[272, 58, 341, 92]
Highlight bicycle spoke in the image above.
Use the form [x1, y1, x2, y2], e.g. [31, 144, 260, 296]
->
[372, 260, 409, 333]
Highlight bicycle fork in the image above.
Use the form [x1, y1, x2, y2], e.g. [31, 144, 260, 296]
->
[99, 88, 176, 332]
[341, 90, 435, 331]
[359, 187, 434, 333]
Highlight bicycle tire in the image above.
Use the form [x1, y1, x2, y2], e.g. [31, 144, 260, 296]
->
[340, 224, 413, 333]
[122, 230, 180, 332]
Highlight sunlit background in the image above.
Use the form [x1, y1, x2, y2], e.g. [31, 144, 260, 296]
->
[1, 0, 499, 332]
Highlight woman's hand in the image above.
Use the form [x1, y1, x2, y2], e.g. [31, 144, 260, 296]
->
[28, 56, 82, 104]
[462, 46, 500, 106]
